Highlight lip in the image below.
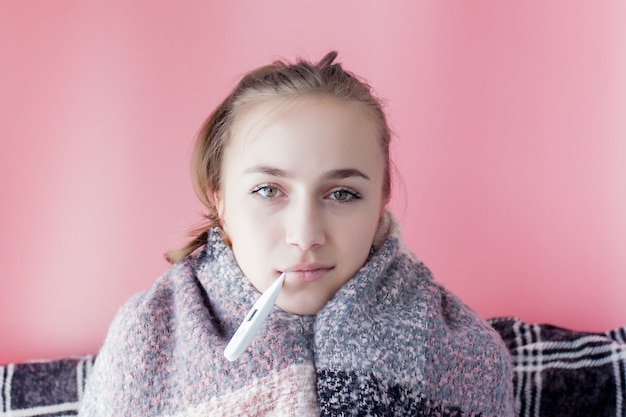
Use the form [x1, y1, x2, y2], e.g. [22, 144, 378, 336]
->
[280, 263, 334, 283]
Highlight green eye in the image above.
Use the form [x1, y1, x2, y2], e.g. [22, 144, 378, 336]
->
[328, 188, 360, 202]
[332, 190, 350, 201]
[251, 184, 282, 199]
[261, 187, 279, 198]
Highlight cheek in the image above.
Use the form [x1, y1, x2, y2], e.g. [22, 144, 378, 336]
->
[336, 210, 380, 252]
[223, 200, 278, 248]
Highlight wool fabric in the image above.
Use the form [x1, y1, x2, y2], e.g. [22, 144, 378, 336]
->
[80, 213, 514, 416]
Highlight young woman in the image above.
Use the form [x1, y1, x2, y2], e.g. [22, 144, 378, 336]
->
[80, 52, 514, 416]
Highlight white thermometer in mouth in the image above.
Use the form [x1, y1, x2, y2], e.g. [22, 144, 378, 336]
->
[224, 272, 286, 361]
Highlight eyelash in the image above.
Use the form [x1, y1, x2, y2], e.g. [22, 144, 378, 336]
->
[326, 187, 361, 203]
[250, 183, 283, 199]
[249, 184, 361, 203]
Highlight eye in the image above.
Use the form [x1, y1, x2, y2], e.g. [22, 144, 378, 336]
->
[327, 187, 361, 203]
[250, 184, 283, 199]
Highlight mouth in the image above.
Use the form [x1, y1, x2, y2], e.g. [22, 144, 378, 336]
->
[280, 263, 334, 283]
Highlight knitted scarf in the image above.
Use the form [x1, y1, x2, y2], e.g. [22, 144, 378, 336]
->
[80, 213, 514, 416]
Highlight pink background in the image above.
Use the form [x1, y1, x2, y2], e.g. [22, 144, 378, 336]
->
[1, 1, 625, 364]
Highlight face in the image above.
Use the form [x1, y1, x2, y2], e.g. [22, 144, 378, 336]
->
[216, 95, 386, 315]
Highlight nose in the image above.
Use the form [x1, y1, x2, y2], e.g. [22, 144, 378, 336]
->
[285, 198, 326, 250]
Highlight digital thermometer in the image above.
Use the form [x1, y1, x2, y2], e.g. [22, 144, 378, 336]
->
[224, 272, 286, 361]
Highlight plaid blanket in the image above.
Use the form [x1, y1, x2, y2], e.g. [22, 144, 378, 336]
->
[0, 355, 95, 417]
[488, 317, 626, 417]
[1, 319, 624, 416]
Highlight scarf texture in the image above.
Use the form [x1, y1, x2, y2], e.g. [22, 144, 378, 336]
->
[80, 213, 514, 416]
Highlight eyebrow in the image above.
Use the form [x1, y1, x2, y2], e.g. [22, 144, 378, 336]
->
[244, 166, 370, 181]
[322, 168, 370, 181]
[244, 166, 292, 178]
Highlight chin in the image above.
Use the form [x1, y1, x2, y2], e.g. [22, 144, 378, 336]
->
[276, 298, 326, 316]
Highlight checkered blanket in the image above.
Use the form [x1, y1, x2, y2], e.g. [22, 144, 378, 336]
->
[488, 317, 626, 417]
[1, 318, 625, 416]
[0, 355, 95, 417]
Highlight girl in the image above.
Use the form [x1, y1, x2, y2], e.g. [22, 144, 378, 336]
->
[80, 52, 514, 416]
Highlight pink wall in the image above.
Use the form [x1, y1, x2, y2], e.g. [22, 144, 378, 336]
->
[1, 1, 625, 364]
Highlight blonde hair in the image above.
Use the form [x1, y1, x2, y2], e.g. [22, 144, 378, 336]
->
[166, 51, 392, 263]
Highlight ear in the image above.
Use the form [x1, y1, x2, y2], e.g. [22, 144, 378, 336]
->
[211, 190, 233, 246]
[212, 191, 222, 215]
[212, 191, 226, 229]
[379, 196, 388, 217]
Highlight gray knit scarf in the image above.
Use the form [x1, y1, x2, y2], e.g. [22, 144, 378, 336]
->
[80, 212, 514, 416]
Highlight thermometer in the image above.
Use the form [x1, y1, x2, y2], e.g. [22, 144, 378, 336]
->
[224, 272, 286, 361]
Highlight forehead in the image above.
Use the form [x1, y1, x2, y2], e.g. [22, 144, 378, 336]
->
[222, 95, 384, 180]
[230, 95, 379, 150]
